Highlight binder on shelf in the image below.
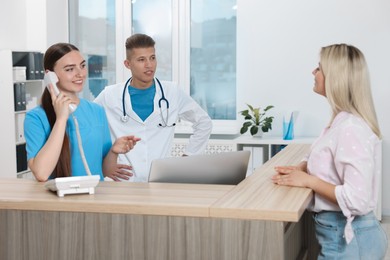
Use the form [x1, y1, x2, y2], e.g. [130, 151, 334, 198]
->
[15, 113, 26, 143]
[13, 82, 26, 111]
[252, 146, 264, 171]
[243, 145, 265, 176]
[16, 143, 28, 173]
[27, 52, 36, 80]
[34, 52, 44, 79]
[242, 146, 253, 176]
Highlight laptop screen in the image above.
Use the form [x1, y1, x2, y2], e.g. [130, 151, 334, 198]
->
[148, 151, 250, 185]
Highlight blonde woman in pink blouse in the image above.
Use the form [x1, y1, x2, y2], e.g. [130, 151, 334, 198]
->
[272, 44, 387, 259]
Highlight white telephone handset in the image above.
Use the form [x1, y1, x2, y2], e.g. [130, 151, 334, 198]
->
[44, 71, 77, 113]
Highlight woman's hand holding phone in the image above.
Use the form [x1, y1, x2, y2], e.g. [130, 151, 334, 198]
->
[44, 71, 77, 115]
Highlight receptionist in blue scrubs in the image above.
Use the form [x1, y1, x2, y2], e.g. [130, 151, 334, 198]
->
[24, 43, 140, 182]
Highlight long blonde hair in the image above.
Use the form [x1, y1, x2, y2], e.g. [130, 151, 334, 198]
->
[320, 44, 381, 138]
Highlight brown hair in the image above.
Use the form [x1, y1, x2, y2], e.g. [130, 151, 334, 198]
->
[41, 43, 79, 178]
[125, 34, 155, 58]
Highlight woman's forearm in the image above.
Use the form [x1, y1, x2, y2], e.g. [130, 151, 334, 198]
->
[29, 119, 67, 181]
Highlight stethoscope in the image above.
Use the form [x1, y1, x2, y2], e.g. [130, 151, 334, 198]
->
[121, 77, 175, 127]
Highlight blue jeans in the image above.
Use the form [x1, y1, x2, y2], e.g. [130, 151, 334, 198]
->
[313, 211, 388, 259]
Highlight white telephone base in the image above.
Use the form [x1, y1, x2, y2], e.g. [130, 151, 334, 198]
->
[45, 175, 100, 197]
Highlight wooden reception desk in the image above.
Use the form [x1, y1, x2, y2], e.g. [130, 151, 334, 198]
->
[0, 144, 315, 260]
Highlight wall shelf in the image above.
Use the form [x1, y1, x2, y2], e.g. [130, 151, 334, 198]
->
[0, 49, 43, 179]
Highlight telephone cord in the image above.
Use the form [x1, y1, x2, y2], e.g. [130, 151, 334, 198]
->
[72, 114, 92, 176]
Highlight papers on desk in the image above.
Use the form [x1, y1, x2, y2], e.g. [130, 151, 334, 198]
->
[45, 175, 100, 197]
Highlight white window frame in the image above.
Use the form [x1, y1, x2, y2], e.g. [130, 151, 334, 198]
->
[116, 0, 131, 83]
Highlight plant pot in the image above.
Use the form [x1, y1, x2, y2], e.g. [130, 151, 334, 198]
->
[252, 129, 263, 138]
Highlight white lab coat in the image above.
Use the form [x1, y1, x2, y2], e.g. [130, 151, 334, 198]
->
[94, 78, 212, 182]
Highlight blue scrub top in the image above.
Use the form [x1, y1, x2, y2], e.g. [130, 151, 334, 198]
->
[24, 99, 112, 180]
[128, 83, 155, 121]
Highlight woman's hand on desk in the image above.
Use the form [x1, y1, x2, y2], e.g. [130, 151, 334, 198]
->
[272, 165, 311, 188]
[273, 165, 338, 204]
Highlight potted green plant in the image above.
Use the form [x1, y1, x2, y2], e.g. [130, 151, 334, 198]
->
[239, 104, 274, 137]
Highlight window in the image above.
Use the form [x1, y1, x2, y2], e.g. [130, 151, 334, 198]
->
[131, 0, 237, 122]
[132, 0, 173, 81]
[69, 0, 238, 132]
[190, 1, 237, 120]
[69, 0, 116, 100]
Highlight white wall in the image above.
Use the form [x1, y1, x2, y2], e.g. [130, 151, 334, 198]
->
[0, 0, 67, 51]
[237, 0, 390, 215]
[0, 0, 28, 50]
[1, 0, 389, 215]
[46, 0, 68, 46]
[25, 0, 47, 52]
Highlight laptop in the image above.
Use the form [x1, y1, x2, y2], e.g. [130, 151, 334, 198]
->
[148, 151, 250, 185]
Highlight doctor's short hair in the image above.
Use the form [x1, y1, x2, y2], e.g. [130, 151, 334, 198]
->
[125, 34, 155, 55]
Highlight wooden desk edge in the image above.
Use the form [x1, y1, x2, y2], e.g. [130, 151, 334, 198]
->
[210, 144, 313, 222]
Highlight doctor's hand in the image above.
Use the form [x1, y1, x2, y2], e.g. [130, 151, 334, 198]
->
[105, 164, 134, 182]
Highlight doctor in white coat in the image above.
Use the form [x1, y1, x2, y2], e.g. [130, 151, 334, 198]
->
[95, 34, 212, 182]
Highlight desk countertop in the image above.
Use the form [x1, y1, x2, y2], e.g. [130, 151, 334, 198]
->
[0, 144, 312, 222]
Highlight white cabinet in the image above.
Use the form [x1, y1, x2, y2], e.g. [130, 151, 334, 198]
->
[14, 80, 43, 179]
[241, 145, 266, 176]
[173, 135, 315, 177]
[235, 136, 315, 176]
